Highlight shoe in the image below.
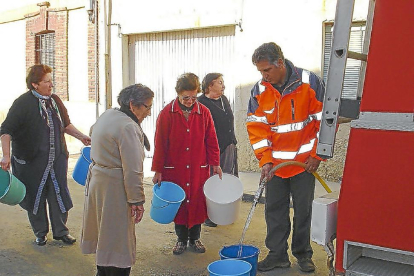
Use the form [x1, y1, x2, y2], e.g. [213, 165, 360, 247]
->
[35, 236, 47, 246]
[173, 241, 187, 255]
[298, 258, 315, 272]
[188, 240, 206, 253]
[53, 234, 76, 245]
[257, 255, 291, 272]
[204, 219, 217, 227]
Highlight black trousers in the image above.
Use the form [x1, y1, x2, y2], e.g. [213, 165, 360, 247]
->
[175, 223, 201, 243]
[27, 178, 69, 238]
[96, 266, 131, 276]
[264, 171, 315, 261]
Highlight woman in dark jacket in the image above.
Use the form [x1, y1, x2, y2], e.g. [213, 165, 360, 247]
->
[198, 73, 238, 227]
[0, 64, 90, 246]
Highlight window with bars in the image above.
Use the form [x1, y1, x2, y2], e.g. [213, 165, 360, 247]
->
[323, 22, 366, 100]
[35, 32, 56, 93]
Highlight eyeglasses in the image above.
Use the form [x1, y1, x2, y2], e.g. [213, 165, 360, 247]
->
[180, 96, 197, 102]
[142, 103, 152, 110]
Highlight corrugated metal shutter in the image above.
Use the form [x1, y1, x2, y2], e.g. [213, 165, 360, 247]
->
[323, 23, 366, 99]
[130, 26, 236, 157]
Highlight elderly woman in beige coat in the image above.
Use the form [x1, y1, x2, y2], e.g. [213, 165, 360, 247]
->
[80, 84, 154, 276]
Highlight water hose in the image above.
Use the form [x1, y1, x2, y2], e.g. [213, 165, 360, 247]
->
[270, 161, 334, 274]
[269, 161, 332, 193]
[237, 161, 332, 256]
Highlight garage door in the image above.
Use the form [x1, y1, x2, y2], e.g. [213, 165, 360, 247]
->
[129, 26, 236, 157]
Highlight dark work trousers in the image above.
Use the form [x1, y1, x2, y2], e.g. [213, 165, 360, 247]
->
[175, 224, 201, 243]
[96, 266, 131, 276]
[264, 171, 315, 261]
[27, 177, 69, 238]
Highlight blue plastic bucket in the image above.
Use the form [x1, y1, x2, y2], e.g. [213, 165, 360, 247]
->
[220, 245, 260, 276]
[150, 181, 185, 224]
[0, 169, 26, 206]
[208, 259, 252, 276]
[72, 146, 92, 186]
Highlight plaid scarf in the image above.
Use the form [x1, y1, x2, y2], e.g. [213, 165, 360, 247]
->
[31, 90, 64, 128]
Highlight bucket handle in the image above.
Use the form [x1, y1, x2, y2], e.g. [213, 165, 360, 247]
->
[151, 200, 170, 209]
[80, 146, 92, 164]
[0, 170, 12, 201]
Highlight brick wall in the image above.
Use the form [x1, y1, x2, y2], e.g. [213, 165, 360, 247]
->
[24, 2, 97, 102]
[48, 8, 68, 100]
[88, 19, 98, 101]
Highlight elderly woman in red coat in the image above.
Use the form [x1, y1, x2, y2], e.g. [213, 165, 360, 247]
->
[152, 73, 222, 255]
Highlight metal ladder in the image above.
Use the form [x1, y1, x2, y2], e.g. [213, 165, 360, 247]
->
[316, 0, 375, 159]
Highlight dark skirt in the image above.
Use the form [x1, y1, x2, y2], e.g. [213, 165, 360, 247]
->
[12, 152, 72, 213]
[210, 143, 238, 177]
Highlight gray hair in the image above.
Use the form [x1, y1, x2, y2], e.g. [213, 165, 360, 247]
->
[252, 42, 285, 66]
[117, 84, 154, 108]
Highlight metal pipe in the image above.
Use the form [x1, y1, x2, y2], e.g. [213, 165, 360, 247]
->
[94, 0, 99, 119]
[104, 0, 112, 110]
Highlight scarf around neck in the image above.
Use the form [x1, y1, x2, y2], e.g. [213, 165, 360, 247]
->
[31, 90, 63, 128]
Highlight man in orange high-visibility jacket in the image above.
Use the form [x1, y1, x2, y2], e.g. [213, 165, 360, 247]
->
[247, 42, 325, 273]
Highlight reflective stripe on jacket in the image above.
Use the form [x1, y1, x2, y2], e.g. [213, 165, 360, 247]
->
[246, 59, 325, 178]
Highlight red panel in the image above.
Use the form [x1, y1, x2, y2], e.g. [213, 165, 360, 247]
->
[360, 0, 414, 113]
[335, 129, 414, 272]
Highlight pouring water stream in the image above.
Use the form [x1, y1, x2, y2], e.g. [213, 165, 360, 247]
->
[237, 177, 267, 258]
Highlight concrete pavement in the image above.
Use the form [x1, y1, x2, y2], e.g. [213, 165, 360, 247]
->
[0, 154, 340, 275]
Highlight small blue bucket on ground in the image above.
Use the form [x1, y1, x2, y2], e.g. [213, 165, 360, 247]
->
[220, 245, 260, 276]
[150, 181, 185, 224]
[208, 259, 252, 276]
[72, 146, 92, 186]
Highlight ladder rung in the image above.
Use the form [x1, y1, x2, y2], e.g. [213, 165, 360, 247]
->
[348, 51, 367, 61]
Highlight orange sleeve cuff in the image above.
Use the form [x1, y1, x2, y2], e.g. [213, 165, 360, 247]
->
[258, 151, 273, 167]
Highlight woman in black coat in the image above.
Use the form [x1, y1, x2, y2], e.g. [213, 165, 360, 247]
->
[198, 73, 238, 227]
[0, 65, 91, 246]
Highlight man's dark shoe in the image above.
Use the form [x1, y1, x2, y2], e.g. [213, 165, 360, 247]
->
[298, 258, 315, 272]
[257, 255, 291, 272]
[204, 218, 217, 227]
[35, 236, 47, 246]
[53, 234, 76, 245]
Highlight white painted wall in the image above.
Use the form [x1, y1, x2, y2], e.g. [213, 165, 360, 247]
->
[110, 25, 123, 106]
[0, 20, 27, 121]
[324, 0, 369, 21]
[233, 0, 326, 171]
[68, 8, 89, 102]
[66, 9, 98, 154]
[113, 0, 242, 34]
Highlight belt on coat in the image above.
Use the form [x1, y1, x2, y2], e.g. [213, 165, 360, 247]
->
[84, 159, 122, 196]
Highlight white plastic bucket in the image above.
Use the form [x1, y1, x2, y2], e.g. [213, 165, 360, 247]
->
[203, 173, 243, 225]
